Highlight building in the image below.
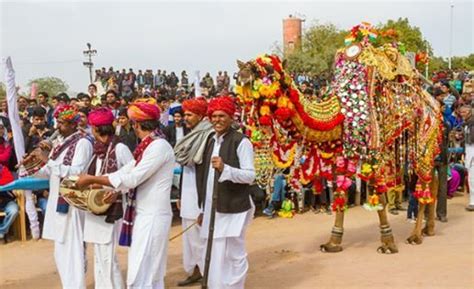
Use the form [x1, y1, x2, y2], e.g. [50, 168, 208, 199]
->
[283, 15, 303, 55]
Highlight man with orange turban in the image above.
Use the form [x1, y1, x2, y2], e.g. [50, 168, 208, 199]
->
[195, 96, 255, 289]
[77, 99, 175, 289]
[174, 97, 211, 286]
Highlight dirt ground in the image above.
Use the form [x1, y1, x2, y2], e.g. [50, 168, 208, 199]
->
[1, 194, 473, 289]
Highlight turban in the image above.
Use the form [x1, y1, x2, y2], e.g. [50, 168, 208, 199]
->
[207, 96, 236, 117]
[182, 97, 208, 116]
[127, 98, 160, 121]
[88, 108, 114, 126]
[54, 105, 80, 123]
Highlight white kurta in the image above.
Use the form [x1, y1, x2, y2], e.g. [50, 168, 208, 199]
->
[180, 165, 205, 274]
[37, 135, 93, 289]
[84, 143, 133, 289]
[109, 138, 175, 289]
[465, 144, 474, 206]
[200, 134, 255, 289]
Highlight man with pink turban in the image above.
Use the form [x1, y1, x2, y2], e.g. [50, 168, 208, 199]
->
[195, 96, 255, 289]
[77, 99, 175, 289]
[83, 107, 134, 289]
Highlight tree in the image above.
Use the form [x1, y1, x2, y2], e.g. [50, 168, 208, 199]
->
[451, 54, 474, 70]
[284, 22, 347, 75]
[27, 77, 69, 97]
[0, 82, 5, 100]
[377, 17, 431, 54]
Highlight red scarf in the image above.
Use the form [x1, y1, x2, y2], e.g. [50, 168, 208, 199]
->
[133, 134, 154, 164]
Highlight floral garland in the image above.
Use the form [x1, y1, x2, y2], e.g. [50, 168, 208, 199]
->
[271, 137, 297, 169]
[288, 88, 344, 131]
[300, 147, 320, 185]
[332, 55, 370, 159]
[344, 22, 378, 46]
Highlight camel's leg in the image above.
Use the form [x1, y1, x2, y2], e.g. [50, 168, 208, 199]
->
[406, 202, 427, 244]
[377, 194, 398, 254]
[423, 174, 439, 236]
[320, 210, 345, 253]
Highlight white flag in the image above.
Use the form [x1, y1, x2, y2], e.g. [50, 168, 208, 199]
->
[3, 57, 26, 161]
[194, 70, 201, 98]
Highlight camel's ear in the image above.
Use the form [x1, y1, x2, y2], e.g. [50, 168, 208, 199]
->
[237, 60, 246, 70]
[282, 59, 287, 69]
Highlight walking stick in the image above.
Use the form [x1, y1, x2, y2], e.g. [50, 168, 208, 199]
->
[202, 172, 220, 289]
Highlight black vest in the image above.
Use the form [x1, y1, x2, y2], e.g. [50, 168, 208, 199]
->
[196, 129, 251, 214]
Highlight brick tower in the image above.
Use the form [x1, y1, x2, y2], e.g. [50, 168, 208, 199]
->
[283, 15, 303, 55]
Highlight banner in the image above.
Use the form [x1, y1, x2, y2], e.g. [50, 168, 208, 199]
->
[194, 70, 201, 98]
[3, 57, 26, 162]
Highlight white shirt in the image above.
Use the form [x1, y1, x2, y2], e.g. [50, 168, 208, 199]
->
[176, 126, 184, 144]
[109, 138, 175, 216]
[83, 143, 134, 244]
[200, 133, 255, 239]
[37, 135, 93, 242]
[180, 164, 200, 219]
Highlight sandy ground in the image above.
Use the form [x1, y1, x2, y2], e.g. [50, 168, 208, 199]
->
[1, 194, 473, 289]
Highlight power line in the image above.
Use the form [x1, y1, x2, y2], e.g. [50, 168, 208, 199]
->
[11, 59, 83, 65]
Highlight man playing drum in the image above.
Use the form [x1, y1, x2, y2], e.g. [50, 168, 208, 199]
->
[33, 104, 93, 289]
[83, 108, 134, 289]
[76, 99, 175, 289]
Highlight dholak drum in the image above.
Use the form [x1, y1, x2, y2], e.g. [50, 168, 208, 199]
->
[59, 176, 112, 214]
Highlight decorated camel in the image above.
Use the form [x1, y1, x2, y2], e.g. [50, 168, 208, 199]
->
[235, 23, 442, 253]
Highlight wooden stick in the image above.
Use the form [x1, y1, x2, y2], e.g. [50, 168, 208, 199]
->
[168, 221, 197, 242]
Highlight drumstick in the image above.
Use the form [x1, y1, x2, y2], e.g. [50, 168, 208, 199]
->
[169, 221, 197, 242]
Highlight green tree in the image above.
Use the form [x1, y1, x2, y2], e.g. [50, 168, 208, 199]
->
[0, 82, 5, 100]
[451, 54, 474, 70]
[377, 17, 431, 54]
[27, 77, 69, 97]
[284, 22, 346, 75]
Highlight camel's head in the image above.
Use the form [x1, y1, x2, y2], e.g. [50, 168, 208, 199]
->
[236, 55, 286, 88]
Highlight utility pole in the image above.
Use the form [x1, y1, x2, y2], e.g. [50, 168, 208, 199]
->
[83, 43, 97, 84]
[448, 2, 454, 70]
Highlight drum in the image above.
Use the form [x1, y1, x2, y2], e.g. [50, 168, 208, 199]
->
[20, 147, 49, 177]
[59, 176, 112, 214]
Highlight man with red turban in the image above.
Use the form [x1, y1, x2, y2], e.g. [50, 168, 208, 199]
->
[77, 99, 175, 289]
[33, 103, 93, 289]
[195, 96, 255, 289]
[83, 107, 134, 289]
[174, 97, 212, 286]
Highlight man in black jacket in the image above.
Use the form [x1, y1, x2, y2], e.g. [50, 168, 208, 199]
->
[164, 109, 190, 148]
[195, 96, 255, 289]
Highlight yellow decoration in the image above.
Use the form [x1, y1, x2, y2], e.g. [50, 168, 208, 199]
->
[361, 163, 373, 175]
[272, 143, 296, 169]
[368, 194, 379, 206]
[291, 112, 342, 143]
[277, 96, 290, 108]
[260, 105, 270, 116]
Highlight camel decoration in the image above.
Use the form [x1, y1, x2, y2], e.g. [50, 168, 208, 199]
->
[235, 22, 442, 253]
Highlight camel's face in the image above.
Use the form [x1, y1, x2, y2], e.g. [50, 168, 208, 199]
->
[236, 60, 255, 86]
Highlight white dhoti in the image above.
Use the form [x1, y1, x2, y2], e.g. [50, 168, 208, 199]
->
[24, 190, 40, 238]
[465, 144, 474, 206]
[87, 221, 124, 289]
[127, 214, 172, 289]
[53, 208, 86, 289]
[182, 218, 205, 274]
[204, 230, 249, 289]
